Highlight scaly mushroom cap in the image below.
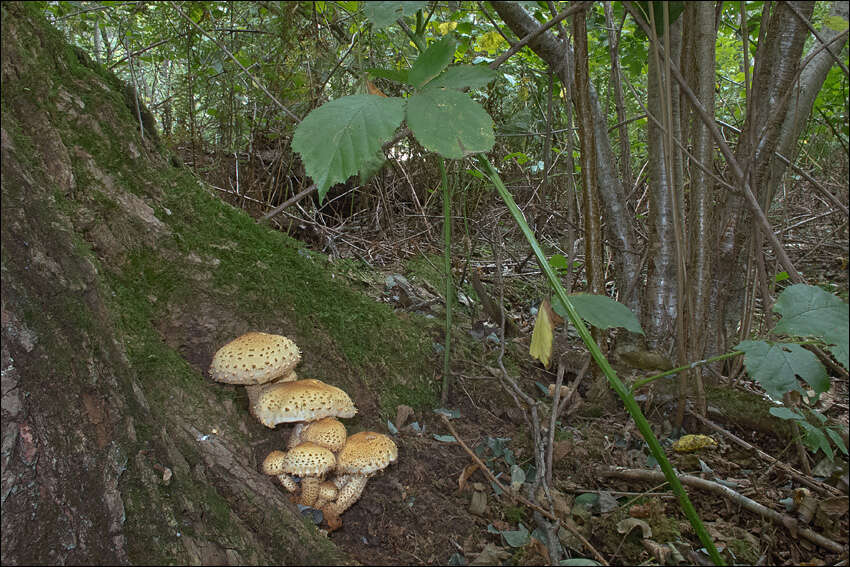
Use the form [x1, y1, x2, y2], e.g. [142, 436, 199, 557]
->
[252, 379, 357, 429]
[313, 480, 339, 510]
[300, 417, 348, 453]
[281, 442, 336, 507]
[209, 332, 301, 385]
[246, 370, 299, 407]
[336, 431, 398, 476]
[261, 450, 298, 492]
[323, 431, 398, 520]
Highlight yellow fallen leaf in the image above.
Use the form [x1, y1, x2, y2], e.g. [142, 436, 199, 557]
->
[530, 298, 556, 368]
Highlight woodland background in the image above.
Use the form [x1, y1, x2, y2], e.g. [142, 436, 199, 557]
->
[1, 1, 848, 565]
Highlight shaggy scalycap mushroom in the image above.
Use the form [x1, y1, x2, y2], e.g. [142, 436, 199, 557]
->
[262, 450, 298, 492]
[280, 442, 336, 507]
[323, 431, 397, 522]
[209, 332, 301, 384]
[289, 417, 348, 453]
[252, 379, 357, 429]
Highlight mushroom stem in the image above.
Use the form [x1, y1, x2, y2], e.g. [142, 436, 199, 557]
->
[277, 474, 299, 493]
[287, 423, 306, 449]
[299, 477, 321, 507]
[324, 475, 368, 517]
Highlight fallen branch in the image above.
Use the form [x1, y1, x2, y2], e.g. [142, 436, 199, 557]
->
[601, 468, 846, 554]
[687, 409, 843, 498]
[439, 415, 609, 565]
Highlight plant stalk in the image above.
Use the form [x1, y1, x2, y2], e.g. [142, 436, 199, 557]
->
[476, 154, 724, 566]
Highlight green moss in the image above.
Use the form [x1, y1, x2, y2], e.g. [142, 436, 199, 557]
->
[705, 385, 794, 439]
[503, 505, 526, 524]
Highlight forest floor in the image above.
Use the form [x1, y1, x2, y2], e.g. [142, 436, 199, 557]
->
[199, 158, 849, 566]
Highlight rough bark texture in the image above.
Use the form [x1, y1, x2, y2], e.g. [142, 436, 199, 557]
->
[492, 1, 641, 316]
[1, 5, 384, 564]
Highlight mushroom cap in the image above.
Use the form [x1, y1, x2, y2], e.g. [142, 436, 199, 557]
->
[281, 442, 336, 478]
[252, 379, 357, 428]
[209, 332, 301, 385]
[336, 431, 398, 476]
[262, 450, 288, 476]
[301, 417, 348, 453]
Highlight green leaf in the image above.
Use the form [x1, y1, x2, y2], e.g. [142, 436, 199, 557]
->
[799, 421, 833, 461]
[364, 1, 427, 29]
[501, 523, 530, 547]
[425, 65, 499, 90]
[409, 35, 457, 89]
[358, 151, 387, 184]
[774, 271, 789, 283]
[773, 284, 849, 369]
[825, 15, 849, 32]
[367, 67, 410, 85]
[406, 89, 494, 159]
[633, 1, 686, 36]
[549, 254, 569, 274]
[825, 428, 849, 455]
[736, 340, 829, 400]
[551, 294, 644, 335]
[292, 95, 405, 202]
[769, 407, 804, 421]
[433, 434, 457, 443]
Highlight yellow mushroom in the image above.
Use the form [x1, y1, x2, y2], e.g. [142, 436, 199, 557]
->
[208, 332, 301, 406]
[279, 442, 336, 507]
[322, 431, 397, 524]
[261, 450, 298, 492]
[289, 417, 348, 453]
[251, 379, 356, 429]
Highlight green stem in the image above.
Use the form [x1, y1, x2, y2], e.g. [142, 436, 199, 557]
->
[476, 155, 724, 566]
[630, 351, 743, 392]
[440, 159, 453, 405]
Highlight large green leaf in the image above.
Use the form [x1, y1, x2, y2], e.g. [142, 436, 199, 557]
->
[425, 65, 499, 90]
[773, 284, 849, 369]
[406, 89, 494, 159]
[736, 340, 829, 400]
[409, 35, 457, 89]
[552, 293, 644, 335]
[292, 95, 406, 202]
[367, 67, 410, 85]
[364, 1, 427, 29]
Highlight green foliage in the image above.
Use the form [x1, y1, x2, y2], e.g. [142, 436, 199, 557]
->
[407, 88, 495, 159]
[770, 406, 848, 462]
[364, 1, 427, 29]
[736, 340, 829, 399]
[409, 35, 457, 88]
[291, 95, 405, 202]
[773, 283, 849, 369]
[551, 293, 644, 335]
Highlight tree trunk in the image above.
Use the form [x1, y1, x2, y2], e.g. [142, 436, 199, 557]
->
[1, 5, 351, 564]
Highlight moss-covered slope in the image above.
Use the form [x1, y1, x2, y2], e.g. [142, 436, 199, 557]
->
[1, 3, 435, 564]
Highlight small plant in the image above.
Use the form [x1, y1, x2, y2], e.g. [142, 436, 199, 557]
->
[736, 283, 849, 461]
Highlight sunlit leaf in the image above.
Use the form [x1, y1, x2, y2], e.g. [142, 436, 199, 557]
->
[292, 94, 405, 202]
[530, 298, 556, 368]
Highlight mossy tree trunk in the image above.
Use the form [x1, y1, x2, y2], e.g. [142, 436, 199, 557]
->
[1, 4, 352, 564]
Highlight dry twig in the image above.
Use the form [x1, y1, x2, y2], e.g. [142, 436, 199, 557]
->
[601, 468, 846, 554]
[439, 415, 609, 565]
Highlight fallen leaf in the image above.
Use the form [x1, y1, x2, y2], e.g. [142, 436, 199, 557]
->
[457, 463, 479, 493]
[470, 543, 510, 565]
[395, 404, 414, 430]
[530, 298, 557, 368]
[617, 518, 652, 538]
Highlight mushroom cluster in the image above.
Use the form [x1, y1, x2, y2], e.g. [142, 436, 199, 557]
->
[209, 332, 397, 530]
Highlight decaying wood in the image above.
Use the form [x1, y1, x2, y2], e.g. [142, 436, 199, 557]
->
[601, 468, 847, 554]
